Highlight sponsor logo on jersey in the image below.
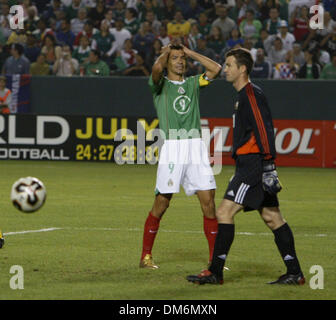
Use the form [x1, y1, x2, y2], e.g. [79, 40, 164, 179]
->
[173, 95, 191, 114]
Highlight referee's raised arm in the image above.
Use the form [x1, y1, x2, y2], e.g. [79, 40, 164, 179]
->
[181, 44, 222, 80]
[151, 44, 171, 84]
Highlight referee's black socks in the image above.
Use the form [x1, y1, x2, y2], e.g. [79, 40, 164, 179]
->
[272, 223, 302, 275]
[209, 223, 235, 279]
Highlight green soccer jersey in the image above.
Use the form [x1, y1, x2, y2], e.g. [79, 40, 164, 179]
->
[148, 74, 210, 139]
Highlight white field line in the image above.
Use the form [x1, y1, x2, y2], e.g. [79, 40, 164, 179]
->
[2, 227, 328, 238]
[3, 227, 62, 236]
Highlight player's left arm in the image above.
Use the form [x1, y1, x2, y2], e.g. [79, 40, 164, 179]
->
[244, 90, 281, 195]
[181, 45, 222, 80]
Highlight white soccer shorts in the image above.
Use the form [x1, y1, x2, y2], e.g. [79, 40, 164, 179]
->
[155, 138, 216, 196]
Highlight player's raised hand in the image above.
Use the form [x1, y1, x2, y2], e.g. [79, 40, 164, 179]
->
[160, 44, 172, 55]
[180, 44, 192, 56]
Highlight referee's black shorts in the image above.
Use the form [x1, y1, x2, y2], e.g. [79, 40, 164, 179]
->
[224, 154, 279, 212]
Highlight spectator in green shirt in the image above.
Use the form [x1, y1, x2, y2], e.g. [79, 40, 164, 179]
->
[91, 19, 116, 64]
[239, 9, 262, 41]
[320, 54, 336, 79]
[65, 0, 85, 21]
[72, 35, 91, 65]
[297, 50, 321, 79]
[124, 7, 140, 36]
[264, 7, 281, 35]
[84, 49, 110, 76]
[197, 12, 212, 37]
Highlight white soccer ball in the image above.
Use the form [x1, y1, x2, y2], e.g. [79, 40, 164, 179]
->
[11, 177, 47, 213]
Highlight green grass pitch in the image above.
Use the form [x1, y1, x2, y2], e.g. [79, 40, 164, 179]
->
[0, 160, 335, 300]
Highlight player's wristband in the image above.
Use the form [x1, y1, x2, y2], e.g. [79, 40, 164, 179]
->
[263, 160, 276, 172]
[202, 74, 213, 82]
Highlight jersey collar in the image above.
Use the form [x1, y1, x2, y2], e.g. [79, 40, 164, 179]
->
[165, 76, 186, 85]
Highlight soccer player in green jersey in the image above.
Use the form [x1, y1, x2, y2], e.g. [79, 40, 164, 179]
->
[140, 43, 222, 269]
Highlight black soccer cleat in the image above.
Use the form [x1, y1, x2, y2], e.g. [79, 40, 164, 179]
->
[187, 269, 223, 285]
[0, 230, 4, 249]
[268, 272, 305, 285]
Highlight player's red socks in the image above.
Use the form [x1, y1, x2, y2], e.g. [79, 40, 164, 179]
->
[141, 212, 161, 260]
[203, 216, 218, 261]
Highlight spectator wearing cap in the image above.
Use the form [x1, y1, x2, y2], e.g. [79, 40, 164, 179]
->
[267, 36, 288, 66]
[132, 21, 155, 58]
[0, 76, 11, 114]
[239, 9, 262, 41]
[124, 7, 140, 36]
[250, 48, 272, 79]
[91, 20, 116, 64]
[167, 10, 191, 38]
[110, 18, 132, 53]
[263, 7, 281, 35]
[297, 49, 321, 79]
[71, 7, 88, 36]
[56, 18, 76, 49]
[211, 5, 236, 41]
[30, 53, 51, 75]
[53, 43, 79, 76]
[320, 53, 336, 79]
[84, 49, 110, 76]
[2, 44, 30, 75]
[277, 20, 295, 51]
[24, 32, 41, 63]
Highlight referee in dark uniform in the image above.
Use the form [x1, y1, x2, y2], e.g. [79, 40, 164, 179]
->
[187, 48, 305, 285]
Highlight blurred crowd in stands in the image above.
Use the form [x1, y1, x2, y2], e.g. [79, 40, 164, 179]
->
[0, 0, 335, 80]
